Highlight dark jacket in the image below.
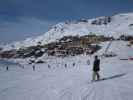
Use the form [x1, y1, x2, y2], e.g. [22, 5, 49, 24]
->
[93, 59, 100, 72]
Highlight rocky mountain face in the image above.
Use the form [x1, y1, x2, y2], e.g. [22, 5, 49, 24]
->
[91, 16, 112, 25]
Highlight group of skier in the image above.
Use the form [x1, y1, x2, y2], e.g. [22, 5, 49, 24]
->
[3, 55, 101, 81]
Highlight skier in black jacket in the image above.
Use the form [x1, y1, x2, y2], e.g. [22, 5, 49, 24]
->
[92, 55, 100, 81]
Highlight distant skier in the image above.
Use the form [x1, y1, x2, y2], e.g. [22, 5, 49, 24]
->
[92, 55, 100, 81]
[87, 59, 90, 65]
[6, 66, 9, 71]
[48, 64, 51, 69]
[22, 65, 24, 69]
[65, 64, 67, 68]
[32, 64, 35, 71]
[73, 63, 75, 67]
[19, 64, 24, 69]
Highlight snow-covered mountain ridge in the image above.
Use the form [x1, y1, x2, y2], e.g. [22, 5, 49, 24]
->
[2, 12, 133, 50]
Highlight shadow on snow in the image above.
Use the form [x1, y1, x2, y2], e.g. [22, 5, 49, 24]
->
[92, 73, 126, 83]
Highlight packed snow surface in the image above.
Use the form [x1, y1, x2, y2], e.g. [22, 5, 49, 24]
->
[0, 41, 133, 100]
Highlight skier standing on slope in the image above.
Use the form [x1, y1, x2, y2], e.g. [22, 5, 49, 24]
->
[92, 55, 100, 81]
[6, 66, 9, 71]
[32, 63, 35, 71]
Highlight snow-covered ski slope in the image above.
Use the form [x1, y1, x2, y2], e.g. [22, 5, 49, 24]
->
[2, 12, 133, 50]
[0, 40, 133, 100]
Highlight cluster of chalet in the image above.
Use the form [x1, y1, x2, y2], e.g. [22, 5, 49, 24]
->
[0, 50, 17, 58]
[119, 35, 133, 41]
[0, 35, 114, 58]
[119, 35, 133, 46]
[45, 35, 113, 57]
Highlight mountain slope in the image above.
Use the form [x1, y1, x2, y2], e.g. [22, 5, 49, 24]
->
[2, 12, 133, 50]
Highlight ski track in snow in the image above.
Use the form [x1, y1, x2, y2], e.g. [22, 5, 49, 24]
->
[81, 85, 96, 100]
[59, 88, 73, 100]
